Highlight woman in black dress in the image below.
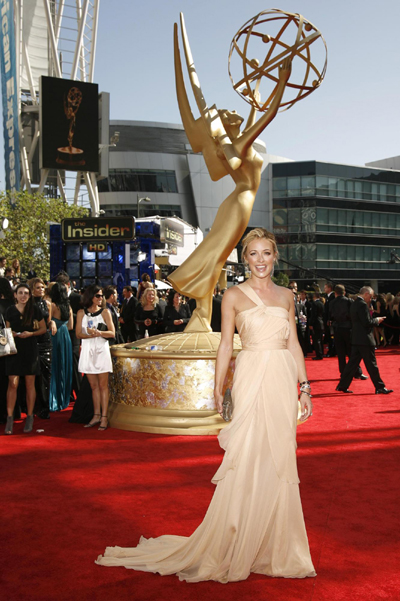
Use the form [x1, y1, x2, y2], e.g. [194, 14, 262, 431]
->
[4, 283, 47, 435]
[163, 289, 191, 333]
[30, 278, 57, 419]
[0, 277, 15, 424]
[134, 287, 163, 338]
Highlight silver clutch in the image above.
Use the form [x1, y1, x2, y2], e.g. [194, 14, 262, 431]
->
[222, 388, 233, 422]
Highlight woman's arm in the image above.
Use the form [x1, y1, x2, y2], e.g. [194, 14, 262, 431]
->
[235, 58, 291, 157]
[156, 304, 163, 323]
[180, 304, 191, 324]
[214, 291, 236, 414]
[134, 305, 145, 325]
[67, 307, 74, 331]
[163, 306, 175, 327]
[285, 290, 312, 421]
[19, 318, 47, 338]
[96, 309, 115, 339]
[76, 309, 92, 340]
[47, 300, 57, 335]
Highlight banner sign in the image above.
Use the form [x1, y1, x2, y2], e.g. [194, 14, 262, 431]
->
[62, 217, 135, 242]
[160, 218, 184, 247]
[0, 0, 20, 193]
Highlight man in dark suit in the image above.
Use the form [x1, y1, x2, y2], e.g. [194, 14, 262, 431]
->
[308, 292, 324, 360]
[329, 285, 365, 379]
[119, 285, 138, 342]
[336, 286, 393, 394]
[104, 286, 124, 345]
[324, 282, 336, 357]
[211, 285, 223, 332]
[289, 281, 307, 356]
[157, 291, 167, 317]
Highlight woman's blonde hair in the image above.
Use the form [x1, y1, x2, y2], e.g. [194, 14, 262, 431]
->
[29, 277, 45, 291]
[241, 228, 279, 263]
[140, 286, 159, 307]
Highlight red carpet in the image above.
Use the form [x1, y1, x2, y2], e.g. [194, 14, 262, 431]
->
[1, 348, 400, 601]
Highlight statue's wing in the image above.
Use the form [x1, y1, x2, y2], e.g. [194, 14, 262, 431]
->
[174, 22, 202, 153]
[176, 13, 242, 173]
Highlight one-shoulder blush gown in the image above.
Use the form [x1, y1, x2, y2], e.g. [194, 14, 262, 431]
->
[96, 282, 316, 582]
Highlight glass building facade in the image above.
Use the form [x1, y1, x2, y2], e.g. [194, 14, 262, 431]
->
[272, 161, 400, 290]
[98, 169, 178, 194]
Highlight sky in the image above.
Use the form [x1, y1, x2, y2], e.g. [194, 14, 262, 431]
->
[1, 0, 400, 189]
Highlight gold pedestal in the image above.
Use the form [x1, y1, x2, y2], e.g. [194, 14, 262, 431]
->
[109, 332, 242, 435]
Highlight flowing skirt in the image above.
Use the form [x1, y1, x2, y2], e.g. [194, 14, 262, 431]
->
[96, 348, 315, 582]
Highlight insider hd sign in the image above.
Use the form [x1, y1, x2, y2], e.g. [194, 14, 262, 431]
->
[62, 217, 135, 243]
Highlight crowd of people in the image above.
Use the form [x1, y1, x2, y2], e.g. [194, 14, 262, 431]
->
[0, 256, 396, 434]
[288, 280, 395, 394]
[0, 268, 202, 434]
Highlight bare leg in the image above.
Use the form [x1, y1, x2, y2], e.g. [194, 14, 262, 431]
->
[86, 374, 101, 425]
[98, 373, 109, 429]
[7, 376, 19, 417]
[25, 376, 36, 416]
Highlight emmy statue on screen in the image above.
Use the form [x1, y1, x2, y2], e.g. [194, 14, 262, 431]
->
[108, 10, 327, 435]
[56, 86, 86, 167]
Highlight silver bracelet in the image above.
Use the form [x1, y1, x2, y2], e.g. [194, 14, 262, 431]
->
[300, 390, 312, 397]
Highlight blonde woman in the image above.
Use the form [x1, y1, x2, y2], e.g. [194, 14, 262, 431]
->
[134, 287, 162, 338]
[97, 229, 315, 581]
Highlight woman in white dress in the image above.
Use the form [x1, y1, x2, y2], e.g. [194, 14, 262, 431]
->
[76, 285, 115, 431]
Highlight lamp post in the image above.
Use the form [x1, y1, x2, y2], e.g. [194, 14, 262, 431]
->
[137, 194, 151, 218]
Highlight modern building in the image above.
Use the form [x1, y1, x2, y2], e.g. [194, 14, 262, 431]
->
[271, 160, 400, 291]
[98, 120, 400, 292]
[98, 120, 288, 232]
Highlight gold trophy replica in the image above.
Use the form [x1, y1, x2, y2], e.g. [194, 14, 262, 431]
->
[56, 86, 86, 167]
[109, 10, 327, 434]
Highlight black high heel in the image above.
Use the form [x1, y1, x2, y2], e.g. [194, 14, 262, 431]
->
[98, 415, 108, 431]
[84, 414, 101, 428]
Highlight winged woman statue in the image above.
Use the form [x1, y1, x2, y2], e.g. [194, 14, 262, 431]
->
[168, 14, 291, 332]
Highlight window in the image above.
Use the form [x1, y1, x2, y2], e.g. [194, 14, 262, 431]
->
[287, 177, 301, 197]
[99, 169, 178, 194]
[301, 176, 315, 196]
[316, 208, 399, 236]
[273, 177, 287, 191]
[103, 204, 182, 218]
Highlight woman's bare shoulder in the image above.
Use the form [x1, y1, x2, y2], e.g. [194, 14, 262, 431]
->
[222, 286, 244, 305]
[274, 285, 293, 310]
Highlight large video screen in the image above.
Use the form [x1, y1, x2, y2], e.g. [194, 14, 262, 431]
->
[40, 76, 99, 172]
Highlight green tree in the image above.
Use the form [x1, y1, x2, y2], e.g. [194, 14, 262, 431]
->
[272, 271, 290, 287]
[0, 191, 88, 280]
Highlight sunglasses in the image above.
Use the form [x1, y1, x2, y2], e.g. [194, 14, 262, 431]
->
[94, 294, 103, 298]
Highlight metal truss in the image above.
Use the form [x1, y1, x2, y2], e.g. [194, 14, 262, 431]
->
[16, 0, 100, 215]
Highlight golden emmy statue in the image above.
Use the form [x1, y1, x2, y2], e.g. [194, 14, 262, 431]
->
[109, 10, 327, 434]
[169, 10, 327, 331]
